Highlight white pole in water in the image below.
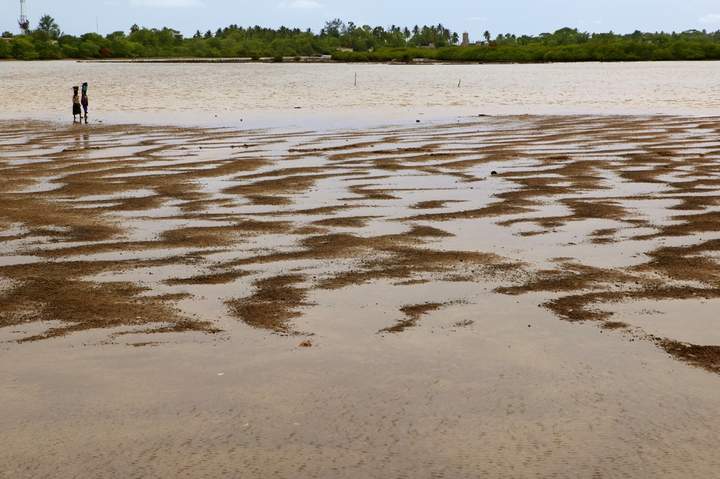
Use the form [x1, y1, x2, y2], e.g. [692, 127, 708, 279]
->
[354, 72, 357, 87]
[458, 79, 461, 88]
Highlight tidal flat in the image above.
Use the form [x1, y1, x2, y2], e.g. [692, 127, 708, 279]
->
[2, 115, 720, 477]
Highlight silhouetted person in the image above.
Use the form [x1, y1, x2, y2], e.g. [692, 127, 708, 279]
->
[81, 82, 89, 124]
[72, 86, 81, 123]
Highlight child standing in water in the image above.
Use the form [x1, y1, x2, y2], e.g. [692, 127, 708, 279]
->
[81, 82, 89, 124]
[72, 86, 81, 123]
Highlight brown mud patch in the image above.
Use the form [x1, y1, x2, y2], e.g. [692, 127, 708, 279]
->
[410, 200, 464, 210]
[164, 270, 252, 286]
[380, 302, 446, 334]
[226, 274, 310, 334]
[312, 216, 379, 228]
[656, 339, 720, 374]
[0, 259, 217, 343]
[496, 263, 636, 296]
[316, 245, 521, 291]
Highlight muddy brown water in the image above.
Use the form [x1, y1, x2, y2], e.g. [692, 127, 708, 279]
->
[2, 116, 720, 477]
[3, 61, 720, 129]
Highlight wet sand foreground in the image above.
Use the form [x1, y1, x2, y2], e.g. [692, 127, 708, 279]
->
[2, 116, 720, 477]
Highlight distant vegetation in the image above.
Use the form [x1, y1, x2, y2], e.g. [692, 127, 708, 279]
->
[2, 16, 720, 62]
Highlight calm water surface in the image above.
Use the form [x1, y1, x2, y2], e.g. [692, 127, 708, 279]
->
[1, 60, 720, 128]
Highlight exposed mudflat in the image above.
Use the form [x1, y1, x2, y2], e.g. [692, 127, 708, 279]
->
[2, 116, 720, 477]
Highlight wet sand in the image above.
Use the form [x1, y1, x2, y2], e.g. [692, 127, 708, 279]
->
[2, 116, 720, 477]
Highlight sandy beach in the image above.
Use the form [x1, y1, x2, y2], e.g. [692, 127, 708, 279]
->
[2, 114, 720, 477]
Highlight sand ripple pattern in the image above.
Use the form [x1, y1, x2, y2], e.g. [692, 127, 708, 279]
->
[1, 116, 720, 374]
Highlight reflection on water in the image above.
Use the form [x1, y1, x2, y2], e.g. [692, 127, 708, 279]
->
[1, 60, 720, 128]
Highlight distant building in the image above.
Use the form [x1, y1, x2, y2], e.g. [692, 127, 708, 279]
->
[462, 32, 470, 47]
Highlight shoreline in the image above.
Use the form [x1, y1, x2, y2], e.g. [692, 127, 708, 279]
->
[3, 55, 719, 65]
[4, 111, 720, 135]
[46, 57, 720, 65]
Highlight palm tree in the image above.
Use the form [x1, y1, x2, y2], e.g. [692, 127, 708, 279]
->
[37, 15, 61, 40]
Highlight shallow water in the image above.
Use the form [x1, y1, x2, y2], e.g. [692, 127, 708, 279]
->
[3, 95, 720, 476]
[3, 294, 720, 478]
[2, 60, 720, 128]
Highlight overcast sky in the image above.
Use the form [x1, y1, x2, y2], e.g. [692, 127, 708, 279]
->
[3, 0, 720, 37]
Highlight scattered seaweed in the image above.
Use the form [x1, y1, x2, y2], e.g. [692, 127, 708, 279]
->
[226, 274, 310, 334]
[4, 116, 720, 377]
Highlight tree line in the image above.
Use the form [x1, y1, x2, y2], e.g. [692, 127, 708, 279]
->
[2, 16, 720, 62]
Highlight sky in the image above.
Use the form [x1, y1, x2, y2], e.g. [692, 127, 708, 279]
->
[2, 0, 720, 38]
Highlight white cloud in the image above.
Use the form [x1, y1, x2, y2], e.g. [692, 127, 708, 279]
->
[130, 0, 204, 7]
[278, 0, 323, 9]
[699, 13, 720, 25]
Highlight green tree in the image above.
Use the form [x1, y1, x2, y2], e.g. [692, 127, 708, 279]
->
[0, 40, 10, 58]
[322, 18, 345, 37]
[79, 42, 100, 58]
[37, 15, 62, 40]
[5, 18, 720, 63]
[35, 40, 63, 59]
[11, 37, 39, 59]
